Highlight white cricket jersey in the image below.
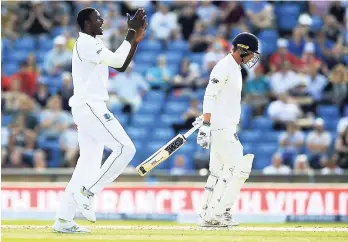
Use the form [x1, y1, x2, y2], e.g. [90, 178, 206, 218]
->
[69, 32, 131, 108]
[203, 54, 242, 130]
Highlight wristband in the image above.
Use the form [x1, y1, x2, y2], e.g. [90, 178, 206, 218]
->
[203, 121, 211, 126]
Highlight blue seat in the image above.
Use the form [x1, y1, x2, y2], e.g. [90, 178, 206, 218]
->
[243, 142, 253, 155]
[114, 114, 127, 126]
[276, 4, 301, 31]
[239, 131, 262, 143]
[231, 28, 242, 39]
[38, 140, 62, 167]
[126, 127, 149, 140]
[144, 90, 165, 102]
[133, 63, 153, 75]
[252, 117, 273, 130]
[188, 53, 204, 65]
[134, 52, 157, 65]
[262, 131, 281, 143]
[152, 128, 175, 141]
[324, 120, 338, 132]
[10, 51, 28, 63]
[167, 63, 180, 75]
[253, 154, 271, 170]
[164, 51, 183, 64]
[344, 106, 348, 117]
[167, 41, 188, 52]
[136, 102, 162, 115]
[1, 115, 13, 127]
[138, 40, 162, 51]
[14, 36, 35, 51]
[164, 101, 188, 114]
[317, 105, 339, 119]
[311, 16, 323, 32]
[2, 64, 19, 76]
[158, 114, 182, 128]
[132, 114, 155, 127]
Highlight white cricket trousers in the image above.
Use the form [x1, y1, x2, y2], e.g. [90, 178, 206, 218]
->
[56, 101, 136, 221]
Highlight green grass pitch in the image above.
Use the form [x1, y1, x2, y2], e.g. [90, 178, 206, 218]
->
[2, 220, 348, 242]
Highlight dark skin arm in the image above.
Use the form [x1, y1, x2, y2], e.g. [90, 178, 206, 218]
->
[112, 9, 148, 72]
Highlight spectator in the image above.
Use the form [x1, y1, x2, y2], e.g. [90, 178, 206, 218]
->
[196, 60, 215, 88]
[315, 30, 335, 63]
[107, 22, 128, 52]
[6, 149, 29, 168]
[335, 126, 348, 169]
[197, 1, 218, 27]
[298, 42, 322, 74]
[170, 155, 187, 175]
[146, 55, 172, 90]
[262, 152, 291, 175]
[22, 1, 52, 36]
[2, 79, 27, 114]
[63, 31, 76, 52]
[108, 62, 149, 115]
[320, 154, 343, 175]
[243, 65, 271, 116]
[306, 118, 332, 169]
[60, 123, 78, 167]
[2, 11, 19, 41]
[27, 53, 40, 75]
[337, 116, 348, 135]
[322, 15, 344, 45]
[268, 93, 302, 130]
[170, 27, 184, 41]
[33, 81, 51, 108]
[245, 0, 274, 33]
[329, 1, 346, 26]
[44, 35, 72, 76]
[269, 61, 300, 97]
[178, 6, 199, 40]
[288, 27, 306, 57]
[50, 1, 71, 27]
[172, 98, 201, 134]
[189, 21, 212, 52]
[150, 4, 178, 43]
[12, 60, 38, 97]
[293, 154, 313, 175]
[297, 14, 312, 41]
[325, 64, 348, 115]
[39, 95, 70, 141]
[219, 2, 246, 32]
[279, 122, 305, 166]
[305, 65, 328, 103]
[58, 72, 73, 112]
[33, 150, 47, 171]
[15, 95, 39, 132]
[203, 41, 226, 71]
[8, 113, 38, 167]
[270, 39, 300, 73]
[172, 59, 200, 92]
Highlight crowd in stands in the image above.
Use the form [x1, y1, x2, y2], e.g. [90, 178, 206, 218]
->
[1, 1, 348, 176]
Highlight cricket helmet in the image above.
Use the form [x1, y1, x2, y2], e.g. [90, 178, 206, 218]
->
[232, 32, 260, 68]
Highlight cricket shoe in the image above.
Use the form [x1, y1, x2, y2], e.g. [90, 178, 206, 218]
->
[72, 186, 96, 223]
[213, 212, 239, 227]
[197, 215, 228, 228]
[53, 218, 90, 233]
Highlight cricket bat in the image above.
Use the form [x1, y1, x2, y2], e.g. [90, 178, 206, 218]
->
[136, 125, 200, 176]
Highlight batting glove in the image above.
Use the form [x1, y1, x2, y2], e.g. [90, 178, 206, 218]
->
[197, 123, 211, 149]
[192, 115, 204, 128]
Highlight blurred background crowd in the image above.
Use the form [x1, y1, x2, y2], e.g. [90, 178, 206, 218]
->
[1, 1, 348, 176]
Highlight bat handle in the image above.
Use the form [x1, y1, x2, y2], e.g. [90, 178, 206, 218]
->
[183, 125, 200, 139]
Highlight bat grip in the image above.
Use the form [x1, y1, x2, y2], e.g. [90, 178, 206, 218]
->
[183, 125, 200, 139]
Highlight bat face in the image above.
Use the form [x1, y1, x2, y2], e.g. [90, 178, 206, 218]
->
[137, 134, 186, 176]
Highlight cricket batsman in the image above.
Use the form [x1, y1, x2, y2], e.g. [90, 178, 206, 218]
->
[53, 8, 147, 233]
[194, 32, 260, 227]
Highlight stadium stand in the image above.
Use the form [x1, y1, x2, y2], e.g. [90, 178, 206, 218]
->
[1, 1, 347, 175]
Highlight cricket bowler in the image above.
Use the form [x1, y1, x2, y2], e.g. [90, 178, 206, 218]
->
[194, 32, 260, 227]
[53, 8, 147, 233]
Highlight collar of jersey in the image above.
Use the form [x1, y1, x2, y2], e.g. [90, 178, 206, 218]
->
[78, 32, 98, 42]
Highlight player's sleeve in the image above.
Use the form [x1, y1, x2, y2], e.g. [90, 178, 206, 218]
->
[203, 61, 228, 114]
[77, 40, 131, 68]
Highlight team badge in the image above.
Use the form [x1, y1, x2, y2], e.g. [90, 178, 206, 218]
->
[104, 113, 113, 122]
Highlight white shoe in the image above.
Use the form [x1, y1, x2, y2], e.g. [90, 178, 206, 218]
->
[197, 216, 227, 228]
[213, 212, 239, 227]
[72, 186, 96, 223]
[53, 219, 90, 233]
